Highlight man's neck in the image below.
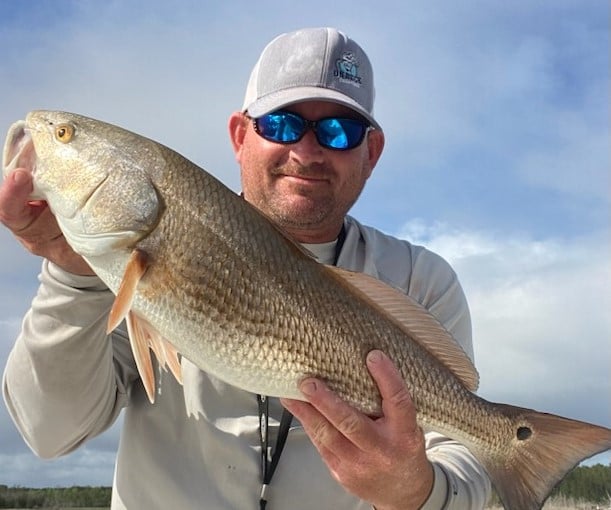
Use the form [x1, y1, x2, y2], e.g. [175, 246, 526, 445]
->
[283, 221, 344, 244]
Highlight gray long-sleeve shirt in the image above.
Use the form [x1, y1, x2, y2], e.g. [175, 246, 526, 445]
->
[3, 215, 491, 509]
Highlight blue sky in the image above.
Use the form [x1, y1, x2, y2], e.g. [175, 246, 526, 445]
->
[1, 0, 609, 487]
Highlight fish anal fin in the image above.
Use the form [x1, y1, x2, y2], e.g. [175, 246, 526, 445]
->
[326, 266, 479, 391]
[107, 248, 149, 333]
[161, 340, 184, 385]
[126, 311, 156, 403]
[141, 318, 183, 386]
[126, 311, 183, 403]
[483, 405, 611, 510]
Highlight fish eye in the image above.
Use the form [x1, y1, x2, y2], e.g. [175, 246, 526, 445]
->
[55, 124, 75, 143]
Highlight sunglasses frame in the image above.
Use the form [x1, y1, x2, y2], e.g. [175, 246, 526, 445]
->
[250, 110, 372, 151]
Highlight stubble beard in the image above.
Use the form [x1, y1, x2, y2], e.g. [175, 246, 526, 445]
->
[266, 191, 334, 231]
[245, 160, 367, 235]
[265, 180, 364, 235]
[268, 161, 348, 231]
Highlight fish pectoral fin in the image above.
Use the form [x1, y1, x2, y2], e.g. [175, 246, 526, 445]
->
[126, 311, 183, 404]
[106, 248, 183, 403]
[326, 266, 479, 391]
[107, 248, 150, 333]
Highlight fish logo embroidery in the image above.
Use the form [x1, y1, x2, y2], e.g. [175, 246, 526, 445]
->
[334, 51, 362, 86]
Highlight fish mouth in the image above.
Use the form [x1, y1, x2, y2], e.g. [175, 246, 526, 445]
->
[2, 120, 37, 179]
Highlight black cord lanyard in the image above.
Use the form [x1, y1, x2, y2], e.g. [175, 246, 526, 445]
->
[256, 224, 347, 509]
[257, 395, 293, 509]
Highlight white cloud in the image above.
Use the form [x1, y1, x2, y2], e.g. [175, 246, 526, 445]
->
[0, 447, 116, 488]
[398, 220, 611, 425]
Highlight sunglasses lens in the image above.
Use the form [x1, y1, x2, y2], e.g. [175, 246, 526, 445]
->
[254, 112, 369, 150]
[317, 118, 367, 150]
[256, 112, 305, 143]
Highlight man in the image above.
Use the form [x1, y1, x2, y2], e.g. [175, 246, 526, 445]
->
[2, 27, 490, 509]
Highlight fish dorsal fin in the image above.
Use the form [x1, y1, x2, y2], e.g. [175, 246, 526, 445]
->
[127, 311, 183, 403]
[106, 248, 183, 403]
[326, 266, 479, 391]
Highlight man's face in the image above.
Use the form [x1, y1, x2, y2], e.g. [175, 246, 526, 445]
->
[230, 101, 384, 243]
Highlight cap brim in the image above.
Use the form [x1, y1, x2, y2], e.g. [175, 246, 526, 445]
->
[245, 86, 382, 131]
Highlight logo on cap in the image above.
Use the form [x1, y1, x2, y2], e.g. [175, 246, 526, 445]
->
[334, 51, 362, 87]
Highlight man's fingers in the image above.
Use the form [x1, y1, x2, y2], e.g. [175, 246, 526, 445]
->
[292, 378, 374, 452]
[366, 350, 418, 431]
[0, 169, 37, 231]
[0, 169, 63, 241]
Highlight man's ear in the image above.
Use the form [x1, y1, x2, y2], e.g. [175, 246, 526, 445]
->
[366, 128, 385, 173]
[228, 112, 249, 160]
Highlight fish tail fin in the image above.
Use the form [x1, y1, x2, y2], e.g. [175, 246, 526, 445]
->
[482, 405, 611, 510]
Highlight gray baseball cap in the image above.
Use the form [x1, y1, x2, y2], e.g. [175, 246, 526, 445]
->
[242, 27, 381, 130]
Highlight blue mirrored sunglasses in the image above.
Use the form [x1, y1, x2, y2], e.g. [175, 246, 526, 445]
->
[252, 111, 371, 151]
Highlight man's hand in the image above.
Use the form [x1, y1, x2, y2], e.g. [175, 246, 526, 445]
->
[0, 169, 94, 275]
[281, 350, 434, 510]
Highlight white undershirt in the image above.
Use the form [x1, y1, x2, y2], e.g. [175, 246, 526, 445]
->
[300, 240, 338, 265]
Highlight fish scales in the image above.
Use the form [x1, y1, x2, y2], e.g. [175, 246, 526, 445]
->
[137, 170, 454, 416]
[126, 154, 395, 408]
[136, 176, 399, 410]
[3, 110, 610, 510]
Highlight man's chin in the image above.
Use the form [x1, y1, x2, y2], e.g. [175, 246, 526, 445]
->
[270, 204, 329, 230]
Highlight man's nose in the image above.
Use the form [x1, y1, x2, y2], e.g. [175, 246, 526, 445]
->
[289, 130, 325, 165]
